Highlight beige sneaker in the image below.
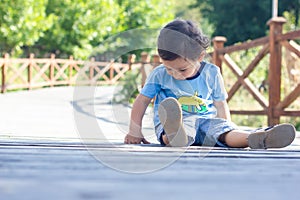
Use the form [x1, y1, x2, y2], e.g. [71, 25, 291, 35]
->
[248, 123, 296, 149]
[158, 97, 188, 147]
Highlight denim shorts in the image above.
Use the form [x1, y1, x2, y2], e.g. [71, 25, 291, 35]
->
[155, 115, 237, 147]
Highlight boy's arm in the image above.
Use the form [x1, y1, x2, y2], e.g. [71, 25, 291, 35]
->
[124, 94, 152, 144]
[213, 100, 231, 121]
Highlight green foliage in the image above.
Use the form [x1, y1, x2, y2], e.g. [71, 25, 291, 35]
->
[174, 0, 214, 36]
[93, 0, 175, 62]
[296, 121, 300, 131]
[232, 115, 267, 128]
[35, 0, 122, 59]
[281, 117, 300, 132]
[92, 28, 160, 63]
[0, 0, 53, 56]
[194, 0, 300, 45]
[283, 11, 300, 32]
[117, 0, 175, 30]
[0, 0, 175, 59]
[113, 69, 141, 103]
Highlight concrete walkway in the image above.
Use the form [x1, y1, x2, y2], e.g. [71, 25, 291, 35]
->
[1, 86, 300, 200]
[0, 86, 157, 143]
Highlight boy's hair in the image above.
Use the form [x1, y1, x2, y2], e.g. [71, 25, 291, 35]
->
[157, 19, 210, 61]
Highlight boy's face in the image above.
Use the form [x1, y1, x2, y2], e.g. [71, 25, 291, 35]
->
[162, 57, 199, 80]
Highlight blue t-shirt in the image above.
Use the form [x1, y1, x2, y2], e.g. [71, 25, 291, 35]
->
[141, 61, 228, 127]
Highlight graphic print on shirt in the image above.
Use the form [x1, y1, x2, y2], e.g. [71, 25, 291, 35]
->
[177, 91, 208, 114]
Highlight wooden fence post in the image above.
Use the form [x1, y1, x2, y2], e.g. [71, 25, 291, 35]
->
[141, 52, 150, 64]
[49, 54, 55, 87]
[1, 53, 9, 93]
[212, 36, 227, 73]
[89, 57, 95, 85]
[69, 56, 74, 86]
[267, 17, 286, 125]
[140, 52, 150, 87]
[152, 54, 161, 68]
[28, 53, 34, 90]
[128, 54, 136, 71]
[109, 58, 114, 82]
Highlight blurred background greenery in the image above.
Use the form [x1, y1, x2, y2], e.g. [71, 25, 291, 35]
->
[0, 0, 299, 59]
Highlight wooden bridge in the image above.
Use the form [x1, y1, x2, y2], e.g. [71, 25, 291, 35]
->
[0, 86, 300, 200]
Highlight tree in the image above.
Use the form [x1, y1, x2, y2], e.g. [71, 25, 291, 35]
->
[35, 0, 121, 59]
[194, 0, 300, 45]
[116, 0, 174, 30]
[93, 0, 175, 61]
[0, 0, 53, 56]
[0, 0, 175, 59]
[173, 0, 214, 37]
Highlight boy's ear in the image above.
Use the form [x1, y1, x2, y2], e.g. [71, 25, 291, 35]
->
[198, 51, 206, 62]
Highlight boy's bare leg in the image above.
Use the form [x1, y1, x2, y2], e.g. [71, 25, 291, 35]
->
[222, 124, 296, 149]
[222, 130, 249, 148]
[162, 134, 170, 145]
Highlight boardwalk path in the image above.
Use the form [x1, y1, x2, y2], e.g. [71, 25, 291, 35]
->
[1, 86, 300, 200]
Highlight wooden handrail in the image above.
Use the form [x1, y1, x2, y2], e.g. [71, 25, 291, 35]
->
[276, 30, 300, 42]
[217, 36, 269, 54]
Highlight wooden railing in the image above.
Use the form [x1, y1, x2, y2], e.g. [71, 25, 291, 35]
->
[212, 17, 300, 125]
[0, 52, 162, 94]
[0, 54, 141, 93]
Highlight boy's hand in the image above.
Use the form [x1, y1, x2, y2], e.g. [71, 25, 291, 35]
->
[124, 133, 150, 144]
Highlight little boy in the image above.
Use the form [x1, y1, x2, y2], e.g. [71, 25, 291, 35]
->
[124, 19, 296, 149]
